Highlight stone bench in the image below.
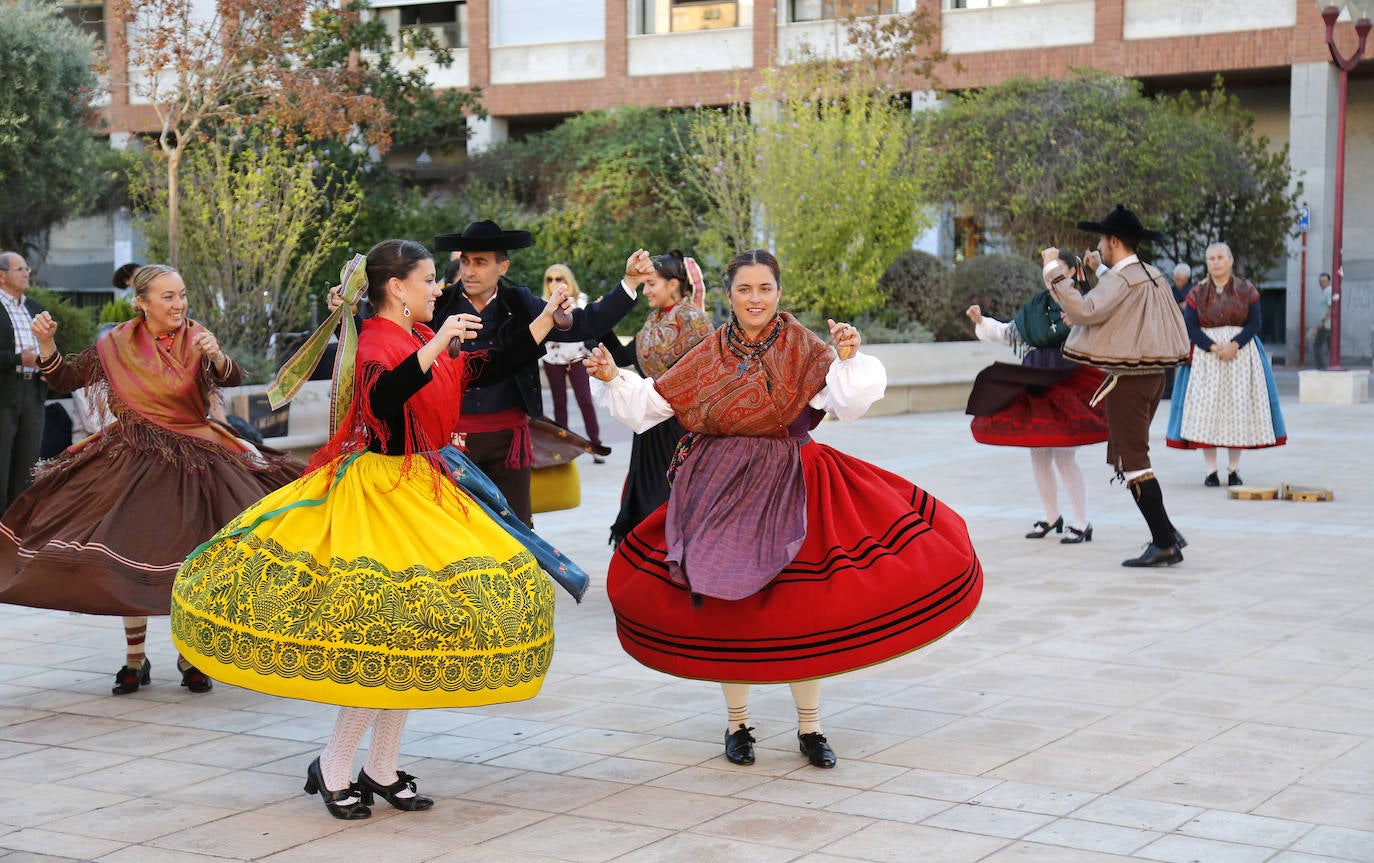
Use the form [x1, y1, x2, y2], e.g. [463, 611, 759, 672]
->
[863, 341, 1016, 416]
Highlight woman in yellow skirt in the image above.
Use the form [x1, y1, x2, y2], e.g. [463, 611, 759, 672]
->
[172, 239, 587, 819]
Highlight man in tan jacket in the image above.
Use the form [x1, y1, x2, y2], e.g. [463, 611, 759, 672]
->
[1043, 205, 1190, 567]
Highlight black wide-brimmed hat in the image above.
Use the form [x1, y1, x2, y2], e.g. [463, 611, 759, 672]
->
[1075, 204, 1168, 244]
[434, 220, 533, 252]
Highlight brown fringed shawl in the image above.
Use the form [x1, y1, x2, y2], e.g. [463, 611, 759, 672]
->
[98, 318, 248, 453]
[655, 313, 832, 436]
[651, 314, 834, 601]
[636, 303, 713, 381]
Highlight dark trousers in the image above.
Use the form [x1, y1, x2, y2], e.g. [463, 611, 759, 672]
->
[0, 377, 46, 511]
[1103, 372, 1165, 474]
[464, 428, 533, 528]
[543, 361, 601, 446]
[1313, 326, 1330, 369]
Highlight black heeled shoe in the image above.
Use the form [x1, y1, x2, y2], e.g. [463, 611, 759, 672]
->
[798, 731, 837, 768]
[1174, 529, 1188, 549]
[304, 758, 371, 820]
[1122, 544, 1183, 568]
[724, 723, 756, 765]
[111, 659, 151, 695]
[180, 664, 213, 693]
[1060, 524, 1092, 544]
[1228, 470, 1243, 486]
[1204, 472, 1220, 487]
[1025, 515, 1063, 539]
[358, 768, 433, 811]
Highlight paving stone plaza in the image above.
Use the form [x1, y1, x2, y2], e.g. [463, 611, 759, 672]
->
[1, 372, 1371, 863]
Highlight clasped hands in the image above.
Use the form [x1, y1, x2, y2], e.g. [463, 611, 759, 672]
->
[1210, 340, 1240, 362]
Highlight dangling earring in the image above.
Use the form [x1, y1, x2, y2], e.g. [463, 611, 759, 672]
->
[402, 299, 411, 318]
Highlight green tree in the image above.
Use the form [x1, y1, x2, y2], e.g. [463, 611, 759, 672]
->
[1155, 78, 1301, 277]
[113, 0, 482, 267]
[132, 128, 362, 366]
[915, 71, 1298, 271]
[0, 0, 112, 259]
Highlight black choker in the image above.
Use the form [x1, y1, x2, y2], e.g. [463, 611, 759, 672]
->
[726, 317, 782, 379]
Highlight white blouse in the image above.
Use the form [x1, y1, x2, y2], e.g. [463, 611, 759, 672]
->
[600, 351, 888, 434]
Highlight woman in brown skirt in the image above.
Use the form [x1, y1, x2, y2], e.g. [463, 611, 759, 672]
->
[0, 265, 301, 694]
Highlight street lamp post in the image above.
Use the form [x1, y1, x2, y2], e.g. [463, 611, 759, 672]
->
[1316, 0, 1371, 371]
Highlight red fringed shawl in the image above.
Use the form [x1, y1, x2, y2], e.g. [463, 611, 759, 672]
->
[308, 317, 473, 478]
[654, 313, 832, 435]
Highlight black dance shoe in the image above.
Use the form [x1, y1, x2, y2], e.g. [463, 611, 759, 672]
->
[1122, 544, 1183, 568]
[180, 664, 213, 693]
[724, 724, 756, 765]
[304, 758, 371, 820]
[1174, 529, 1188, 549]
[1060, 524, 1092, 544]
[1204, 472, 1220, 487]
[1228, 471, 1243, 486]
[797, 732, 837, 768]
[1025, 515, 1063, 539]
[358, 769, 434, 811]
[112, 659, 151, 695]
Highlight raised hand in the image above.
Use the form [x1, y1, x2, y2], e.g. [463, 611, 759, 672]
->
[192, 329, 227, 367]
[827, 318, 861, 361]
[438, 313, 482, 358]
[583, 344, 619, 382]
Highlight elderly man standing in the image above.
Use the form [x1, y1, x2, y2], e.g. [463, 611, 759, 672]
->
[1042, 206, 1190, 567]
[0, 252, 46, 510]
[431, 221, 643, 526]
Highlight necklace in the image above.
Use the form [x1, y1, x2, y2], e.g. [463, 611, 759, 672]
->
[726, 316, 782, 379]
[152, 331, 177, 353]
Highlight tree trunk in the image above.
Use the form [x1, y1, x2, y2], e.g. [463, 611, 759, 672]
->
[166, 145, 182, 269]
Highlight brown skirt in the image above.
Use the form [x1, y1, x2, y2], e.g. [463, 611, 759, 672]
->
[0, 433, 301, 616]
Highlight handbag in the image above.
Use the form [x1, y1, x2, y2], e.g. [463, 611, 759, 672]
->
[1013, 289, 1070, 348]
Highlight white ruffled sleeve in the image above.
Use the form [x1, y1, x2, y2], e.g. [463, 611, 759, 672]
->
[600, 368, 676, 433]
[974, 316, 1015, 345]
[808, 352, 887, 422]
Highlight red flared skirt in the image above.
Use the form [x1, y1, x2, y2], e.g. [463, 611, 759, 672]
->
[607, 441, 982, 684]
[970, 364, 1108, 448]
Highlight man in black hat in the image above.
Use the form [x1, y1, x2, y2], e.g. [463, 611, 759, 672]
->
[1041, 205, 1190, 567]
[432, 220, 645, 525]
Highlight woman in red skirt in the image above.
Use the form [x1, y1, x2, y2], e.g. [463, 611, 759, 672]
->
[586, 249, 982, 769]
[964, 252, 1108, 544]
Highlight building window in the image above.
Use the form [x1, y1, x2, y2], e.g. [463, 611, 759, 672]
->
[61, 1, 106, 46]
[401, 2, 465, 49]
[373, 1, 466, 50]
[943, 0, 1045, 9]
[639, 0, 740, 35]
[790, 0, 895, 21]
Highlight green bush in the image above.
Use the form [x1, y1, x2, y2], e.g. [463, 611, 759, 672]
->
[876, 250, 960, 340]
[99, 297, 137, 324]
[951, 253, 1043, 326]
[27, 286, 97, 356]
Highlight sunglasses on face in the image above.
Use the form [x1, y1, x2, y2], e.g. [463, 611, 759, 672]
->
[544, 276, 566, 283]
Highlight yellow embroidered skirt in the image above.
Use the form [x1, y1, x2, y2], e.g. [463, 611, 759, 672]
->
[170, 453, 554, 709]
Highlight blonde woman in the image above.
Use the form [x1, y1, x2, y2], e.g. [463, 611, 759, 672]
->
[541, 264, 603, 459]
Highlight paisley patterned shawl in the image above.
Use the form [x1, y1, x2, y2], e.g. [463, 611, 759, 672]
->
[1189, 276, 1258, 329]
[635, 303, 714, 380]
[654, 313, 832, 437]
[97, 317, 245, 452]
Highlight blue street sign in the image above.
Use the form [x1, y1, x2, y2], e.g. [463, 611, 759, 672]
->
[1298, 206, 1311, 232]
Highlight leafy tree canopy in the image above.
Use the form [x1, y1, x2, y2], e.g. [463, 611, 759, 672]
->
[915, 71, 1298, 277]
[0, 0, 113, 259]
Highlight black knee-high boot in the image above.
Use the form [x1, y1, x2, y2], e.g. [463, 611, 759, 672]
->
[1124, 473, 1182, 567]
